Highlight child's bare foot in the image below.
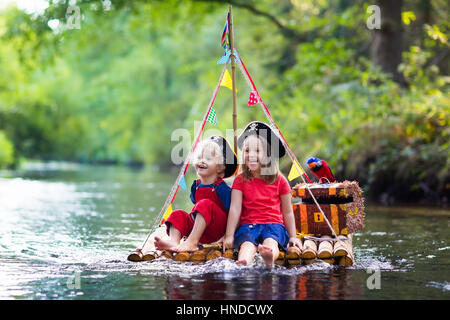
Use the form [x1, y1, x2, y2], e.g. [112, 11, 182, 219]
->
[236, 259, 248, 266]
[175, 239, 199, 252]
[258, 245, 274, 268]
[154, 236, 178, 251]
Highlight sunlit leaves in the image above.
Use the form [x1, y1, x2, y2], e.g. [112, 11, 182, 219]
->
[402, 11, 416, 25]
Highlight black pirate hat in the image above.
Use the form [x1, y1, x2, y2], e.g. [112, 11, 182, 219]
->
[209, 135, 238, 178]
[237, 121, 286, 158]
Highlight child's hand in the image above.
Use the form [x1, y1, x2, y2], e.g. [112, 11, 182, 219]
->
[222, 235, 234, 253]
[288, 237, 302, 249]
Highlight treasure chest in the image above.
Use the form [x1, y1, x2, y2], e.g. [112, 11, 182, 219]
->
[291, 181, 365, 236]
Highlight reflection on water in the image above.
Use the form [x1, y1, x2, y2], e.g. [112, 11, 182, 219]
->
[159, 259, 364, 300]
[0, 162, 449, 300]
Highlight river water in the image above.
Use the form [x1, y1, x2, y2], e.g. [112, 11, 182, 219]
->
[0, 162, 449, 300]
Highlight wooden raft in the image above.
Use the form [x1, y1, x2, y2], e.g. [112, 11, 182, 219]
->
[128, 235, 354, 266]
[128, 181, 363, 266]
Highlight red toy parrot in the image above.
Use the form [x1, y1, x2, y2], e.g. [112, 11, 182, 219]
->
[307, 157, 336, 183]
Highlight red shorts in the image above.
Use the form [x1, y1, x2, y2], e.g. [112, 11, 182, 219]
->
[165, 199, 227, 244]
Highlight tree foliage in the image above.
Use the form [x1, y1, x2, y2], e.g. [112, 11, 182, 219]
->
[0, 0, 448, 204]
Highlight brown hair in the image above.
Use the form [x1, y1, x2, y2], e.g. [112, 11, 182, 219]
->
[239, 135, 280, 184]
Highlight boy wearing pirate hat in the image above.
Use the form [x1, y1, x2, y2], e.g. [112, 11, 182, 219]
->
[155, 136, 238, 252]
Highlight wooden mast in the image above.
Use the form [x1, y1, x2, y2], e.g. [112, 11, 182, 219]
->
[228, 5, 238, 154]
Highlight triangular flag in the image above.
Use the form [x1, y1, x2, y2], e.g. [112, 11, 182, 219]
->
[207, 107, 218, 125]
[232, 49, 241, 64]
[220, 69, 233, 91]
[178, 175, 187, 190]
[216, 49, 241, 65]
[162, 204, 173, 222]
[216, 50, 231, 64]
[288, 161, 304, 181]
[220, 13, 230, 48]
[248, 90, 260, 106]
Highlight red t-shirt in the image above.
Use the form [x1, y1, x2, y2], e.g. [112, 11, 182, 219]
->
[232, 173, 291, 225]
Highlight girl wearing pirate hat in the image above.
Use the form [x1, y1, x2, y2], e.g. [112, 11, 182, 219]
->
[155, 135, 237, 252]
[223, 121, 302, 267]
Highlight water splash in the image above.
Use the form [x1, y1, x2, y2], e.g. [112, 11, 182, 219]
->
[427, 281, 450, 292]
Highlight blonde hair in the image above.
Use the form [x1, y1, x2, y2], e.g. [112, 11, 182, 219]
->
[239, 135, 280, 184]
[192, 140, 226, 178]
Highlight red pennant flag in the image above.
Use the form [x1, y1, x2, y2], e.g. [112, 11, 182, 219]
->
[248, 90, 260, 106]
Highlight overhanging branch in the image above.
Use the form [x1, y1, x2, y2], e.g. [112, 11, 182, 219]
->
[191, 0, 311, 42]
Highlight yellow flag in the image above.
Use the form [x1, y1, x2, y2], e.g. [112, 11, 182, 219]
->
[288, 161, 304, 181]
[220, 69, 234, 91]
[162, 204, 173, 221]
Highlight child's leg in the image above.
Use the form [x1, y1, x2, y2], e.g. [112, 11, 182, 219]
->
[141, 225, 169, 254]
[236, 241, 257, 266]
[154, 226, 182, 251]
[175, 213, 206, 252]
[258, 238, 279, 268]
[175, 199, 226, 252]
[155, 210, 191, 251]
